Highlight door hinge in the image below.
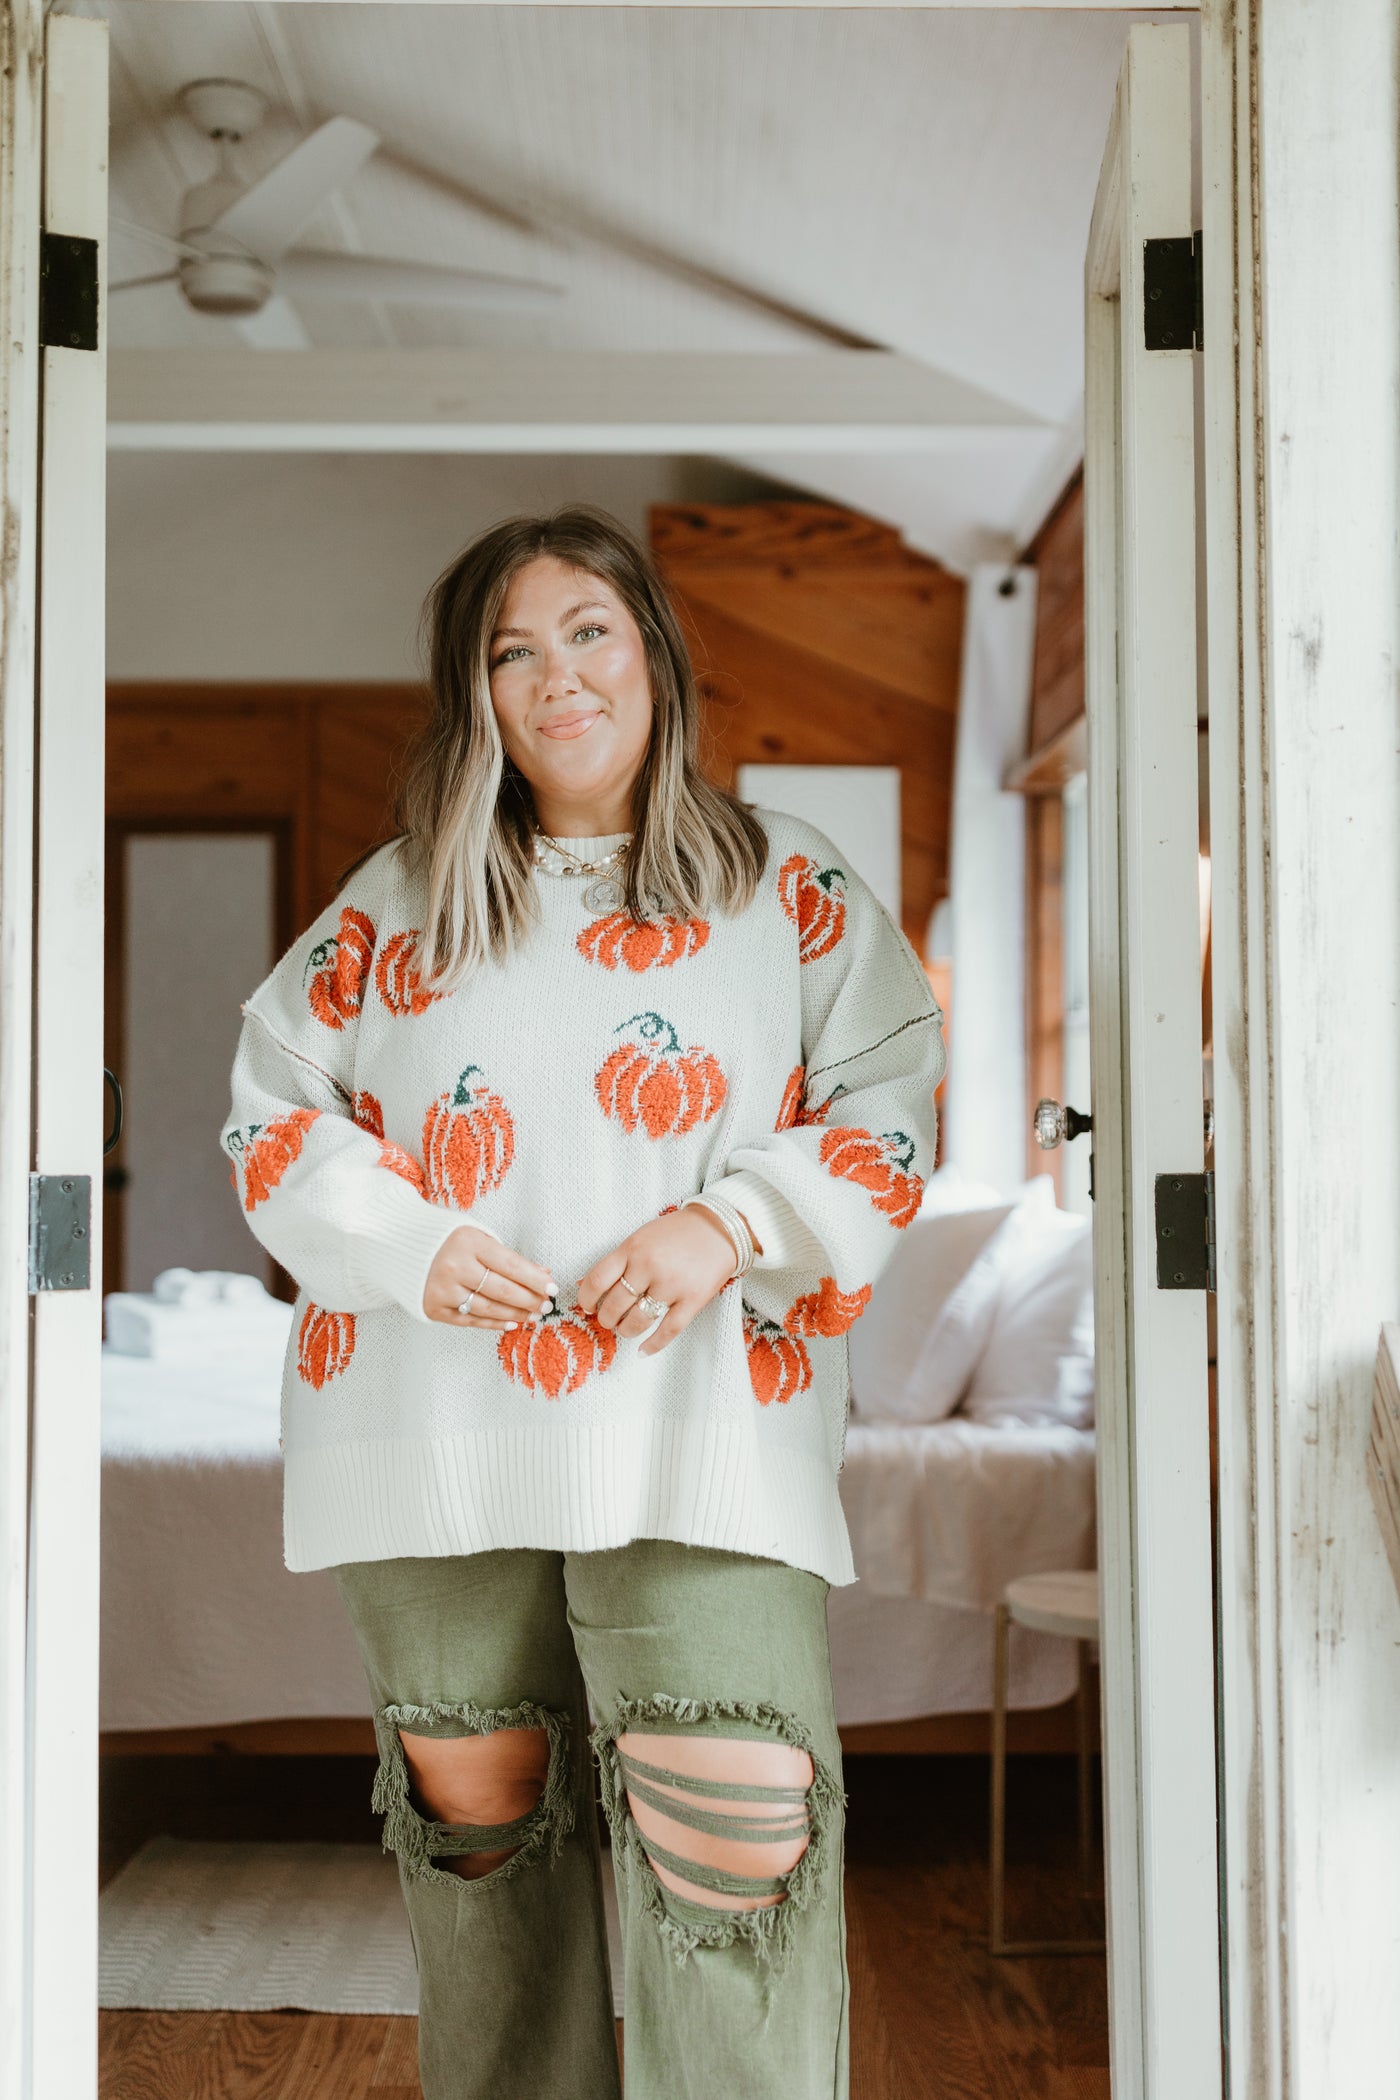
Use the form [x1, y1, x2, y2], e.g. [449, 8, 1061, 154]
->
[28, 1173, 92, 1293]
[1144, 230, 1203, 352]
[39, 231, 99, 352]
[1154, 1170, 1215, 1293]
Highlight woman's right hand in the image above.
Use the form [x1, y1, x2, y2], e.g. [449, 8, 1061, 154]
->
[423, 1225, 557, 1331]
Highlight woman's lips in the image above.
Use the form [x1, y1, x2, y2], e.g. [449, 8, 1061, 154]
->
[537, 710, 602, 741]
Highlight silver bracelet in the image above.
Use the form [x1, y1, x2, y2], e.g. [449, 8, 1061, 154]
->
[682, 1193, 756, 1278]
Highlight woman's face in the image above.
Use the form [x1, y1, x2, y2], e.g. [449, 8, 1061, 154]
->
[488, 556, 654, 828]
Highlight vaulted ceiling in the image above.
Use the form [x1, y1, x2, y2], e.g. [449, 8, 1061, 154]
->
[83, 2, 1164, 570]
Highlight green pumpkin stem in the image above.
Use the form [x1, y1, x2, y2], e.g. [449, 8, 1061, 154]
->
[451, 1065, 485, 1107]
[618, 1010, 680, 1053]
[884, 1129, 916, 1172]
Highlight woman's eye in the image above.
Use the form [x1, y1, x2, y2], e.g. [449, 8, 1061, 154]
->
[573, 623, 606, 643]
[492, 644, 529, 667]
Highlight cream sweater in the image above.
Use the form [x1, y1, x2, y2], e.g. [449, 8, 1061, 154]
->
[220, 806, 945, 1584]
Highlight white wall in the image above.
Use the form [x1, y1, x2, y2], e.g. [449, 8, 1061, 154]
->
[736, 764, 901, 922]
[106, 452, 782, 681]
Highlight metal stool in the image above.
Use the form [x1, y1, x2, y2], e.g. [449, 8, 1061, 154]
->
[989, 1569, 1105, 1956]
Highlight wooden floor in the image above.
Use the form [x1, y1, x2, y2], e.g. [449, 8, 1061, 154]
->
[98, 1751, 1108, 2099]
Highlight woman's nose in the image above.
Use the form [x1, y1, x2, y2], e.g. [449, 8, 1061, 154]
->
[540, 647, 582, 698]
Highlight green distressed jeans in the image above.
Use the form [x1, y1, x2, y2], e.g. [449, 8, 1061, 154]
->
[333, 1539, 849, 2100]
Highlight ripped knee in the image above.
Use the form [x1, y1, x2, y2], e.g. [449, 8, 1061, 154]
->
[616, 1730, 812, 1913]
[372, 1700, 572, 1889]
[593, 1698, 842, 1962]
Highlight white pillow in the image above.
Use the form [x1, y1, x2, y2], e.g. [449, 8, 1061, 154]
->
[849, 1202, 1014, 1424]
[916, 1163, 1007, 1218]
[962, 1199, 1095, 1429]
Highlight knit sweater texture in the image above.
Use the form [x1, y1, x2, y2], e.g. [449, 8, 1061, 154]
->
[221, 806, 946, 1585]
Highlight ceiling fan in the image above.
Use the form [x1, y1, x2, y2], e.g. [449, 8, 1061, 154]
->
[112, 78, 564, 337]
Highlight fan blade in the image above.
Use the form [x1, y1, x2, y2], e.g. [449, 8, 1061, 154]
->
[278, 249, 564, 310]
[207, 116, 379, 262]
[111, 217, 203, 262]
[236, 296, 313, 351]
[111, 272, 179, 295]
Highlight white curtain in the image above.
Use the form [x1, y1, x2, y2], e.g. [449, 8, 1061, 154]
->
[938, 563, 1038, 1196]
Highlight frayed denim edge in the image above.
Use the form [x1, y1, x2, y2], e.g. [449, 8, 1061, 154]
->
[590, 1693, 844, 1969]
[372, 1698, 574, 1892]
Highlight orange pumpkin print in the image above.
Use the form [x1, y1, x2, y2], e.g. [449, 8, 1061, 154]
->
[227, 1107, 320, 1211]
[298, 1303, 356, 1388]
[423, 1065, 515, 1206]
[742, 1306, 813, 1406]
[783, 1275, 873, 1339]
[778, 853, 847, 963]
[805, 1083, 845, 1126]
[577, 912, 710, 973]
[595, 1011, 727, 1139]
[776, 1065, 806, 1130]
[819, 1125, 924, 1229]
[375, 930, 440, 1017]
[497, 1304, 617, 1400]
[777, 1066, 846, 1131]
[352, 1089, 386, 1136]
[305, 908, 375, 1030]
[352, 1091, 426, 1194]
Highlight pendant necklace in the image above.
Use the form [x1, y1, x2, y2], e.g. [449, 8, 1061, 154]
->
[531, 828, 630, 913]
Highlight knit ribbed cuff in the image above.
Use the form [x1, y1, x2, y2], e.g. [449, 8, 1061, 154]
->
[702, 1169, 827, 1271]
[344, 1174, 501, 1323]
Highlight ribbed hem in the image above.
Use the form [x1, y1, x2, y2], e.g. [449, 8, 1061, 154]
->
[343, 1176, 500, 1324]
[284, 1421, 856, 1588]
[704, 1169, 828, 1271]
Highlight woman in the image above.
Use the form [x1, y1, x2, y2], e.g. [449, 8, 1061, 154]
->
[221, 506, 945, 2100]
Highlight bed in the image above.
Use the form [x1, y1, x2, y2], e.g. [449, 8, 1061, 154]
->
[99, 1336, 1097, 1750]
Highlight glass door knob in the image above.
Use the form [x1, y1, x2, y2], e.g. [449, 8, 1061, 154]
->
[1034, 1099, 1094, 1149]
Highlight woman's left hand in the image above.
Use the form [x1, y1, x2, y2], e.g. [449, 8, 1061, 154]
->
[576, 1205, 746, 1356]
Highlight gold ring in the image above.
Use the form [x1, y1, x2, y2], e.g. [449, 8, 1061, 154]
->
[615, 1273, 639, 1297]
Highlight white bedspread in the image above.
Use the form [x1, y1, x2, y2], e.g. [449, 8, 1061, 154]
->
[100, 1350, 1091, 1733]
[839, 1417, 1096, 1611]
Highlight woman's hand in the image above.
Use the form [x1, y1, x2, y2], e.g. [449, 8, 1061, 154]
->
[424, 1225, 557, 1330]
[576, 1205, 750, 1356]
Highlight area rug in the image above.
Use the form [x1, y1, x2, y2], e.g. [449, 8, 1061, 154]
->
[99, 1836, 624, 2016]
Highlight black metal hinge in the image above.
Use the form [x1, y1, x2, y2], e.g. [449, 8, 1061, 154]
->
[1144, 230, 1203, 352]
[39, 231, 99, 352]
[28, 1173, 92, 1292]
[1155, 1170, 1216, 1293]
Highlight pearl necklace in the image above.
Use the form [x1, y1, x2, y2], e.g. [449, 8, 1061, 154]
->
[531, 828, 631, 912]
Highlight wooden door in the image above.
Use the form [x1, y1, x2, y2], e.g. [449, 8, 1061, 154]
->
[1084, 25, 1222, 2097]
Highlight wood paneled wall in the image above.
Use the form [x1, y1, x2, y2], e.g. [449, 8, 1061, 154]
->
[1025, 478, 1084, 755]
[106, 683, 429, 927]
[650, 501, 966, 958]
[1016, 477, 1086, 1192]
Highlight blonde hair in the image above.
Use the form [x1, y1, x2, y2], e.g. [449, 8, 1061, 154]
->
[391, 505, 768, 994]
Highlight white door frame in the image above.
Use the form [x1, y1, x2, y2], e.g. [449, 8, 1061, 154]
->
[1085, 26, 1220, 2094]
[0, 7, 46, 2099]
[3, 4, 1298, 2097]
[28, 18, 109, 2100]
